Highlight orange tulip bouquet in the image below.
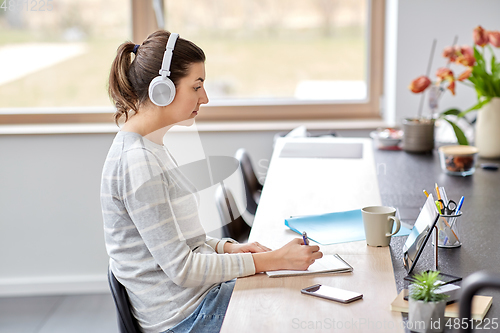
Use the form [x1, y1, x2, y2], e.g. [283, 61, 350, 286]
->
[409, 26, 500, 145]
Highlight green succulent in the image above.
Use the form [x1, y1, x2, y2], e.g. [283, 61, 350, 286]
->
[409, 271, 450, 303]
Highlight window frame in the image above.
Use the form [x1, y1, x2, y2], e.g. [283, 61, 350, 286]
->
[0, 0, 384, 125]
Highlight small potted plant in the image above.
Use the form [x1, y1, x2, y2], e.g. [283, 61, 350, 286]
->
[408, 270, 449, 333]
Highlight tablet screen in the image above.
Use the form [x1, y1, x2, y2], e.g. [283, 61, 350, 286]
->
[403, 194, 440, 274]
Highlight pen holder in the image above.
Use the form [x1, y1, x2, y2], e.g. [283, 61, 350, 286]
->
[433, 212, 462, 248]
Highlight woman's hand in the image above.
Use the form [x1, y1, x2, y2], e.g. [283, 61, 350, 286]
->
[225, 241, 272, 254]
[251, 238, 323, 273]
[274, 238, 323, 271]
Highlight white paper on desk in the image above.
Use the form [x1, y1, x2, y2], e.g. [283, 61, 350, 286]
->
[266, 254, 353, 278]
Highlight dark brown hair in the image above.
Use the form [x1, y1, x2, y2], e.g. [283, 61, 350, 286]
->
[108, 30, 205, 125]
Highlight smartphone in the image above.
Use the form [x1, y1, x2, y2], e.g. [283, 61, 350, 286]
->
[301, 284, 363, 303]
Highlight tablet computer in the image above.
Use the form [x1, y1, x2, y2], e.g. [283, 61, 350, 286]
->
[402, 194, 440, 274]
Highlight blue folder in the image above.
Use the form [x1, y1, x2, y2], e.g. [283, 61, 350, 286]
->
[285, 209, 412, 245]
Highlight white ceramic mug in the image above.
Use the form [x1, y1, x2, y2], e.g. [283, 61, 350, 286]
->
[361, 206, 401, 247]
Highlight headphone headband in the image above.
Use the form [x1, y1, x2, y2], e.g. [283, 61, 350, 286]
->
[159, 33, 179, 78]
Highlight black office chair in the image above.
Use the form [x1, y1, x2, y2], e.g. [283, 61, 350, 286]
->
[235, 149, 263, 216]
[108, 267, 142, 333]
[215, 184, 251, 243]
[459, 271, 500, 333]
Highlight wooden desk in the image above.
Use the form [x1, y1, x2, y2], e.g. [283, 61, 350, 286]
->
[221, 137, 404, 332]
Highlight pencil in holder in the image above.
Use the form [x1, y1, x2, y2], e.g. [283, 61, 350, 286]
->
[433, 212, 462, 248]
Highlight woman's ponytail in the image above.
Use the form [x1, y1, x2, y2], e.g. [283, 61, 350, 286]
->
[108, 42, 138, 125]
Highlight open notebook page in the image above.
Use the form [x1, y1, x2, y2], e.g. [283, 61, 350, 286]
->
[266, 254, 353, 278]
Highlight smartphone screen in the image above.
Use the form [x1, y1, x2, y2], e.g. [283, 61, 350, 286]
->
[301, 284, 363, 303]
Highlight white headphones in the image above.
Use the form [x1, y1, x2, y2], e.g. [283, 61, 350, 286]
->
[148, 33, 179, 106]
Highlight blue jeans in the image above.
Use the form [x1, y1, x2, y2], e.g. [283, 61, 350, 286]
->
[165, 280, 235, 333]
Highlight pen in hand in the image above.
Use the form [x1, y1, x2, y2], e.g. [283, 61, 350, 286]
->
[302, 231, 309, 246]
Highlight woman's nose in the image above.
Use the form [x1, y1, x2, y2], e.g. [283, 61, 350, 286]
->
[200, 88, 209, 104]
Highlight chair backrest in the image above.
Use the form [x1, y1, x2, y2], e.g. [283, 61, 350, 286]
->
[108, 268, 142, 333]
[235, 149, 263, 216]
[459, 271, 500, 333]
[215, 184, 251, 243]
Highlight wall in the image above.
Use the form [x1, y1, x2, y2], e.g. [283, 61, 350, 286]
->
[0, 133, 114, 296]
[385, 0, 500, 128]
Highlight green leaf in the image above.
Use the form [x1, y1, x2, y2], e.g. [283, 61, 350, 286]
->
[492, 78, 500, 97]
[493, 62, 500, 79]
[440, 108, 461, 117]
[443, 118, 469, 145]
[471, 65, 489, 97]
[472, 62, 486, 76]
[440, 108, 472, 125]
[490, 45, 497, 75]
[474, 46, 486, 68]
[409, 271, 449, 303]
[458, 98, 492, 118]
[471, 45, 500, 97]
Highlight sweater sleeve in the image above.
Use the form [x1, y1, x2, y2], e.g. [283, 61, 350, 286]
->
[121, 148, 255, 288]
[206, 236, 239, 254]
[205, 236, 220, 252]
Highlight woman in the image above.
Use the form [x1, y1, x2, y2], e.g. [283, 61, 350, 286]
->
[101, 30, 322, 333]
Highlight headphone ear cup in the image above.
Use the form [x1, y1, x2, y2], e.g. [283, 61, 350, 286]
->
[149, 76, 176, 106]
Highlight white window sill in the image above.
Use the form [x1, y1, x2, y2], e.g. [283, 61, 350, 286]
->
[0, 119, 386, 135]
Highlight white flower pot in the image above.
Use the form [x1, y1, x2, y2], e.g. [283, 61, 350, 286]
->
[408, 299, 446, 333]
[475, 97, 500, 159]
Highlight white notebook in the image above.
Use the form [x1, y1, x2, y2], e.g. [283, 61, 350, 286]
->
[266, 254, 353, 278]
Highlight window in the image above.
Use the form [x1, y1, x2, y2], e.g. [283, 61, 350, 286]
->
[0, 0, 384, 124]
[163, 0, 384, 121]
[0, 0, 129, 108]
[0, 0, 129, 123]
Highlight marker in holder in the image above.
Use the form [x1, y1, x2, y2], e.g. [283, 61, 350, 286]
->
[432, 211, 462, 248]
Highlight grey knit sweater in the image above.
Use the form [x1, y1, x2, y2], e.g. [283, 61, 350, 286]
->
[100, 131, 255, 333]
